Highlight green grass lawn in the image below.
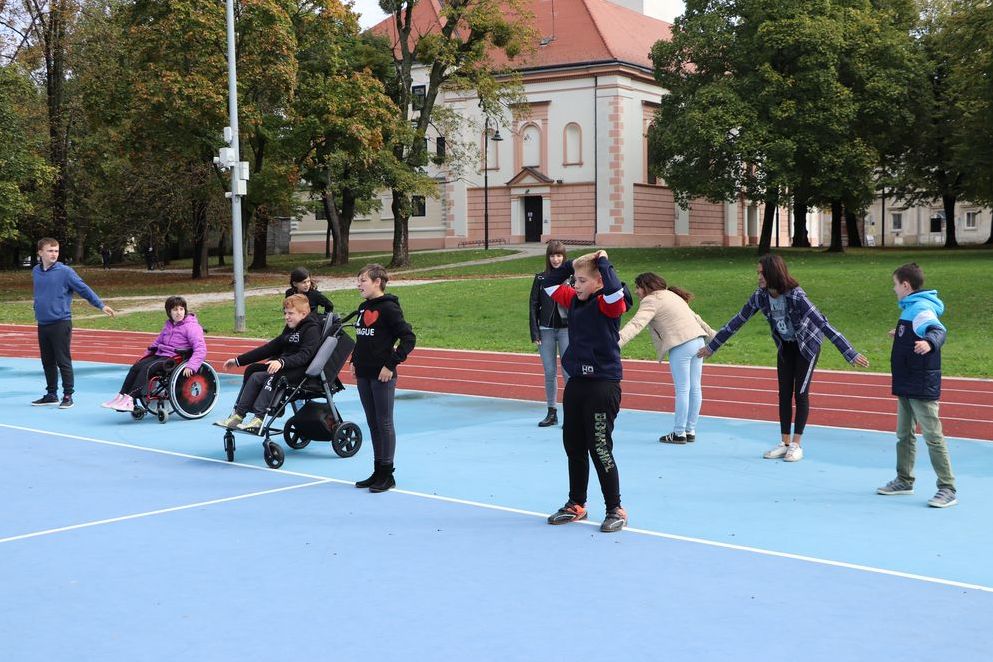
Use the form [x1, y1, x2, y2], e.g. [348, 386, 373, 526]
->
[10, 246, 992, 377]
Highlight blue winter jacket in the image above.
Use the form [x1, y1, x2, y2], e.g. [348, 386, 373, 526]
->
[891, 290, 946, 400]
[32, 262, 105, 325]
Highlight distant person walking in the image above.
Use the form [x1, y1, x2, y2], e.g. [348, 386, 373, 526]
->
[32, 237, 116, 409]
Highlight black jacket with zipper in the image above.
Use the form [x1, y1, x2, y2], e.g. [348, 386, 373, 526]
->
[529, 273, 569, 342]
[236, 313, 321, 381]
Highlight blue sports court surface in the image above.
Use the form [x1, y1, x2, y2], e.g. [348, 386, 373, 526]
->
[2, 356, 991, 661]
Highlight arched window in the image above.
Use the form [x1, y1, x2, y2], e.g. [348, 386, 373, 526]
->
[563, 123, 582, 165]
[522, 124, 541, 168]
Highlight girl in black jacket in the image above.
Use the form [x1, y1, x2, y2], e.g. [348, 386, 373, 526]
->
[351, 264, 416, 493]
[286, 267, 334, 316]
[529, 240, 570, 427]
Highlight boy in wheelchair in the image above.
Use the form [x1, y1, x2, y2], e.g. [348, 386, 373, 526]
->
[102, 296, 207, 413]
[216, 294, 321, 433]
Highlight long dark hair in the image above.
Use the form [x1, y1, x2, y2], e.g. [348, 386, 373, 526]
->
[289, 266, 319, 291]
[544, 240, 567, 273]
[759, 254, 799, 294]
[634, 272, 693, 302]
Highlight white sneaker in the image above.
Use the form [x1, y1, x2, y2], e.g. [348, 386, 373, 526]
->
[784, 443, 804, 462]
[763, 443, 789, 459]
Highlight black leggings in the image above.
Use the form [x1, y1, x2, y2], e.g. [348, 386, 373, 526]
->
[561, 379, 622, 510]
[356, 376, 397, 464]
[777, 341, 819, 436]
[120, 355, 171, 397]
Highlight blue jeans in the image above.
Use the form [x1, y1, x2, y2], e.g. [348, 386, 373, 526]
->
[667, 336, 705, 435]
[538, 327, 569, 408]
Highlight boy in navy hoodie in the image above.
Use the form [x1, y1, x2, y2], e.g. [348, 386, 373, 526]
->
[543, 250, 631, 533]
[877, 263, 956, 508]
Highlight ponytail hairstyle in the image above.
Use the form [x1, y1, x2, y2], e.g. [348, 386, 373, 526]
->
[634, 272, 693, 303]
[544, 240, 568, 274]
[289, 266, 319, 291]
[758, 254, 799, 294]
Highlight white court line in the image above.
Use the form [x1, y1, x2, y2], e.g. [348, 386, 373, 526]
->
[0, 480, 330, 544]
[2, 423, 992, 593]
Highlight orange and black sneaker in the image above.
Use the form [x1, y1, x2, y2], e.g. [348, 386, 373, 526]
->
[547, 501, 588, 525]
[600, 506, 627, 533]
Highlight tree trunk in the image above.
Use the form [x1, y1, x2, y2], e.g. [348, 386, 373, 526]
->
[45, 2, 70, 245]
[73, 216, 88, 264]
[844, 208, 863, 248]
[191, 198, 210, 279]
[390, 189, 411, 268]
[321, 190, 341, 264]
[216, 229, 227, 267]
[791, 197, 810, 247]
[757, 193, 778, 256]
[250, 205, 269, 270]
[337, 188, 357, 266]
[943, 193, 958, 248]
[827, 199, 844, 252]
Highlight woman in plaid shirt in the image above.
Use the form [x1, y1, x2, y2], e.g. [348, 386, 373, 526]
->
[697, 255, 869, 462]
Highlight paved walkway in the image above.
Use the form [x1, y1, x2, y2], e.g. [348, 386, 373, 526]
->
[77, 245, 546, 319]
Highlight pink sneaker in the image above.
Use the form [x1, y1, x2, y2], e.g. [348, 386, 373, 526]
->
[113, 395, 135, 412]
[101, 394, 124, 409]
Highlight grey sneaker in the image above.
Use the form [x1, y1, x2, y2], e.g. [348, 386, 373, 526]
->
[236, 417, 263, 433]
[214, 412, 244, 429]
[927, 488, 958, 508]
[600, 507, 628, 533]
[59, 395, 74, 409]
[32, 393, 59, 406]
[877, 478, 914, 495]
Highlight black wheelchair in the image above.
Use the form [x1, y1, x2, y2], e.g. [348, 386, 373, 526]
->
[221, 312, 363, 469]
[130, 350, 220, 424]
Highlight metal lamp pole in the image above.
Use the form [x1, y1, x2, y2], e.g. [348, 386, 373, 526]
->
[225, 0, 246, 332]
[482, 116, 503, 250]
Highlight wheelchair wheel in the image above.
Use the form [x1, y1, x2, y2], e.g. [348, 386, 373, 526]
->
[169, 362, 220, 420]
[131, 408, 146, 421]
[263, 440, 284, 469]
[156, 401, 168, 424]
[223, 431, 235, 462]
[331, 422, 362, 458]
[282, 420, 311, 450]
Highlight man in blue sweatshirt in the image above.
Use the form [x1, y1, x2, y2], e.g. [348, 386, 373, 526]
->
[876, 263, 956, 508]
[32, 238, 116, 409]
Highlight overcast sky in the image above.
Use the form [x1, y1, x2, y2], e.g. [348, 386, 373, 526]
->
[350, 0, 686, 29]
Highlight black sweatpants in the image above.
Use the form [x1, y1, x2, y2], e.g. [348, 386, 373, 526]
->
[561, 378, 622, 510]
[777, 341, 819, 435]
[235, 364, 283, 416]
[38, 320, 73, 395]
[120, 355, 170, 397]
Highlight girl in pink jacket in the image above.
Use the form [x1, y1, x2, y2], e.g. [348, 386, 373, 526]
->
[102, 296, 207, 412]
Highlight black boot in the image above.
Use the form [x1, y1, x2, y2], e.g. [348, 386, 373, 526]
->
[355, 464, 380, 488]
[538, 408, 558, 427]
[369, 463, 395, 493]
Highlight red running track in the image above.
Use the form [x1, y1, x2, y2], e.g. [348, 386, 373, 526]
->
[2, 324, 991, 441]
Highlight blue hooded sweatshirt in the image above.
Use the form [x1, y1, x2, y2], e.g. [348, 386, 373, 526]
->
[891, 289, 946, 400]
[32, 261, 105, 325]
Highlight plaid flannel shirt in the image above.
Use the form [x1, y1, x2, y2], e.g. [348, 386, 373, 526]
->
[707, 287, 859, 364]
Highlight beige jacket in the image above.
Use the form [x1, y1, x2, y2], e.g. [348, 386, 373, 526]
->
[618, 289, 716, 360]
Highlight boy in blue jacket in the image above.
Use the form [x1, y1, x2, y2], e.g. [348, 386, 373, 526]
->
[877, 263, 956, 508]
[542, 250, 632, 533]
[32, 237, 116, 409]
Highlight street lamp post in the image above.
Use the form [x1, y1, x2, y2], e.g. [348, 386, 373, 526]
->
[483, 116, 503, 250]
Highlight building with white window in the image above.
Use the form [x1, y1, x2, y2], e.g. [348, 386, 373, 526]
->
[289, 0, 770, 253]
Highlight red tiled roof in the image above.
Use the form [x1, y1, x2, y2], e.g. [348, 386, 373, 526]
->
[370, 0, 672, 71]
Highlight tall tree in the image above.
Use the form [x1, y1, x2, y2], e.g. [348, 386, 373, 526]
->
[0, 63, 54, 264]
[379, 0, 535, 267]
